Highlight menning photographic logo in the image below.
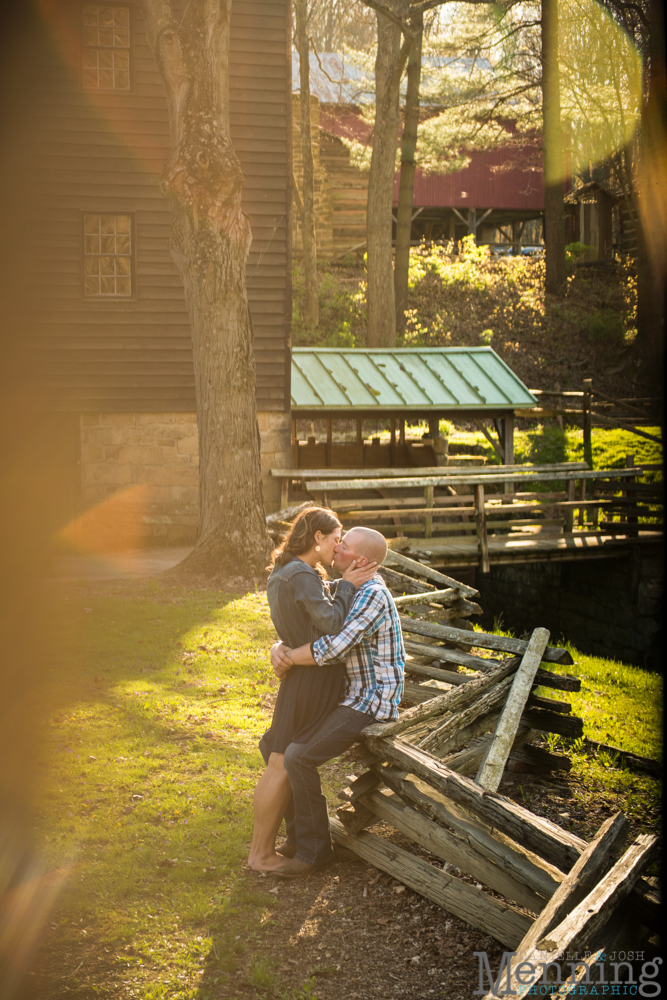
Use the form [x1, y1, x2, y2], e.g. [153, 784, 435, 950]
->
[473, 951, 663, 997]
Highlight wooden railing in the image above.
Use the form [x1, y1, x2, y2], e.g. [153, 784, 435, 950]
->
[272, 459, 662, 571]
[523, 380, 662, 461]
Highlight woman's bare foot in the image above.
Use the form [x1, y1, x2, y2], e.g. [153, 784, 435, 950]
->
[247, 851, 286, 872]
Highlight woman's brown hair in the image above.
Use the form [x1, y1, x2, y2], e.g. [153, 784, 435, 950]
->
[269, 506, 341, 573]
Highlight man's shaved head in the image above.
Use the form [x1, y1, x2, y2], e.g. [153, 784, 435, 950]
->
[344, 527, 388, 565]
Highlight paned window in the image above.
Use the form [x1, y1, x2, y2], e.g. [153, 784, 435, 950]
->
[83, 214, 133, 297]
[82, 6, 131, 90]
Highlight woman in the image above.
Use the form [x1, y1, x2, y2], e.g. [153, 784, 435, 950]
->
[247, 507, 376, 871]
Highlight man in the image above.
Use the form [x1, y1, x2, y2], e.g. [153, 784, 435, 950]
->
[270, 526, 405, 879]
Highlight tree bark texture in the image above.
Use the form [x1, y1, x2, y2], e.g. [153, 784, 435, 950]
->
[541, 0, 566, 294]
[295, 0, 319, 330]
[394, 11, 423, 336]
[141, 0, 270, 579]
[366, 4, 410, 347]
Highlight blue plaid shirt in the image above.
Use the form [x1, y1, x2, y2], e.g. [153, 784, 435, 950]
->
[311, 576, 405, 721]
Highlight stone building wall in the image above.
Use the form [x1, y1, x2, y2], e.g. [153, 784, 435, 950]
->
[77, 411, 292, 549]
[474, 547, 663, 669]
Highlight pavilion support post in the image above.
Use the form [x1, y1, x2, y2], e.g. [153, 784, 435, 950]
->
[503, 414, 515, 497]
[583, 378, 593, 468]
[390, 418, 397, 466]
[565, 479, 576, 532]
[424, 484, 434, 537]
[356, 419, 363, 445]
[326, 419, 332, 468]
[474, 483, 490, 572]
[399, 418, 406, 446]
[428, 416, 447, 467]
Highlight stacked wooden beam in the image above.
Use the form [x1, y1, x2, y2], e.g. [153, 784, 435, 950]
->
[331, 559, 658, 957]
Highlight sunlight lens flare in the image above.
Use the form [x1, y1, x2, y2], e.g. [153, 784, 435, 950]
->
[558, 0, 643, 179]
[58, 483, 151, 557]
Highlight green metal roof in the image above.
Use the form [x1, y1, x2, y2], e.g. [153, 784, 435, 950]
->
[290, 347, 537, 413]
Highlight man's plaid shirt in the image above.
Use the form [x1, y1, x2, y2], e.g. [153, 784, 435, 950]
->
[311, 576, 405, 721]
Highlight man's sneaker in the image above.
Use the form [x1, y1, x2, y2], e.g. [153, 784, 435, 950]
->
[273, 858, 329, 879]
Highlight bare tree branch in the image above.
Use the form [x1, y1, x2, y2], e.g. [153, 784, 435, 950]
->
[358, 0, 413, 36]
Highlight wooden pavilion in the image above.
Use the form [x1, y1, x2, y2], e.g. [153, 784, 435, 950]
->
[288, 346, 537, 470]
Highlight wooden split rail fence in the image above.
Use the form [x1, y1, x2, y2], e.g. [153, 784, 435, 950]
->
[526, 381, 662, 451]
[328, 556, 659, 964]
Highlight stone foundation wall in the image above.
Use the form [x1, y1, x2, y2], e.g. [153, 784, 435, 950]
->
[78, 410, 292, 549]
[474, 547, 663, 669]
[256, 410, 293, 513]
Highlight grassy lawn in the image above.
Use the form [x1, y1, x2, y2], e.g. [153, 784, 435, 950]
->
[32, 583, 286, 999]
[28, 579, 661, 999]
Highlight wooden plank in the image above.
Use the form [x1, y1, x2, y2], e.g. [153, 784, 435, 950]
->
[440, 726, 534, 777]
[404, 708, 503, 750]
[384, 549, 479, 596]
[374, 766, 563, 906]
[360, 785, 549, 912]
[489, 831, 658, 998]
[363, 736, 587, 872]
[399, 617, 574, 665]
[339, 500, 618, 518]
[329, 818, 533, 948]
[336, 770, 381, 802]
[393, 588, 466, 608]
[379, 565, 436, 595]
[527, 693, 572, 714]
[509, 743, 572, 772]
[363, 658, 520, 738]
[419, 675, 515, 753]
[583, 738, 662, 777]
[404, 656, 479, 686]
[404, 646, 580, 694]
[474, 483, 490, 572]
[482, 813, 629, 998]
[305, 469, 639, 491]
[475, 628, 551, 791]
[521, 708, 583, 739]
[591, 412, 663, 443]
[271, 462, 589, 478]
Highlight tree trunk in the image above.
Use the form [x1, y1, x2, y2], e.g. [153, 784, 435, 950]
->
[141, 0, 270, 581]
[366, 4, 410, 347]
[541, 0, 566, 294]
[296, 0, 319, 329]
[394, 11, 423, 337]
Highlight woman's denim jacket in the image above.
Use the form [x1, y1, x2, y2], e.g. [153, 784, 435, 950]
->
[266, 558, 355, 650]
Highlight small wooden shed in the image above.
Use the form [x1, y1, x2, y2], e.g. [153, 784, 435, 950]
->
[289, 347, 537, 469]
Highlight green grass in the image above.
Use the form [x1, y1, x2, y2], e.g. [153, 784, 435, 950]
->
[440, 422, 663, 473]
[544, 647, 662, 826]
[485, 623, 662, 828]
[32, 581, 661, 995]
[33, 581, 289, 998]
